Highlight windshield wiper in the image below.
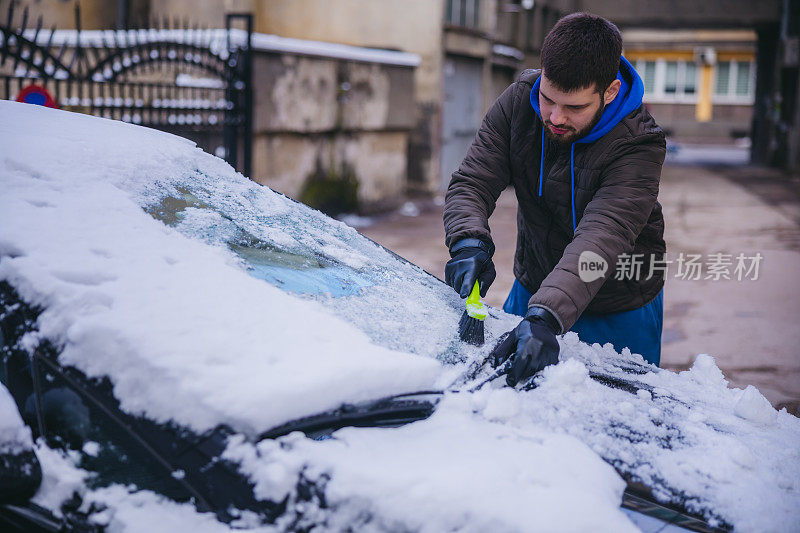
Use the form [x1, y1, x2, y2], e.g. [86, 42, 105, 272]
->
[258, 391, 442, 441]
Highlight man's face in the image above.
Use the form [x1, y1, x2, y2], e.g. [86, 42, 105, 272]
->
[538, 74, 620, 144]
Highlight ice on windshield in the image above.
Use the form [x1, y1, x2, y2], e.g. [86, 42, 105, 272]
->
[135, 169, 496, 362]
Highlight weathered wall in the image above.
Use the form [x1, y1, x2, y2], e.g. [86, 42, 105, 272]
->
[251, 51, 416, 212]
[647, 103, 753, 141]
[6, 0, 121, 29]
[253, 132, 407, 211]
[149, 0, 257, 26]
[255, 0, 446, 193]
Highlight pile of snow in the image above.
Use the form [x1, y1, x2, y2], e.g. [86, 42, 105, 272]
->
[27, 423, 635, 532]
[0, 100, 443, 435]
[466, 338, 800, 531]
[217, 342, 800, 531]
[224, 396, 638, 532]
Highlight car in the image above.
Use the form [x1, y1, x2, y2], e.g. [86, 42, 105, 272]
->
[1, 100, 799, 532]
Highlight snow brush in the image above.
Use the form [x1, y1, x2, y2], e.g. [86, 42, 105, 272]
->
[459, 280, 487, 346]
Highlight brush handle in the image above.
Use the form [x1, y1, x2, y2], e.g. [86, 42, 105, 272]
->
[466, 280, 481, 306]
[464, 280, 487, 320]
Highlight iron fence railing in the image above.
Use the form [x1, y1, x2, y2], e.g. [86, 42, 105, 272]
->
[0, 1, 252, 176]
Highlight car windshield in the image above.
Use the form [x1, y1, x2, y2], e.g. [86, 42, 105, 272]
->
[139, 180, 488, 362]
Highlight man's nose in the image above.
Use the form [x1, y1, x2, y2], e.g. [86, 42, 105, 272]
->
[550, 107, 566, 125]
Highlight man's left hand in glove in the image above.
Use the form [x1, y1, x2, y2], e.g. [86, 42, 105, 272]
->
[490, 306, 561, 386]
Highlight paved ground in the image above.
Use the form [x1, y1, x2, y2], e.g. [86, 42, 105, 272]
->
[359, 162, 800, 414]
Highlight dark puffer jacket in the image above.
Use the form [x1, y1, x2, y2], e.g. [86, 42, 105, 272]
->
[444, 65, 666, 333]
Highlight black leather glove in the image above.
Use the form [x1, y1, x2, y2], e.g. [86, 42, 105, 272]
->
[490, 307, 561, 386]
[445, 238, 496, 298]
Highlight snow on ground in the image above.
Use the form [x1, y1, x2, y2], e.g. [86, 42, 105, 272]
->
[665, 143, 750, 166]
[0, 100, 441, 435]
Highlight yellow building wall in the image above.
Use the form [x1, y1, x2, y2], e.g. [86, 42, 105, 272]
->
[625, 49, 755, 123]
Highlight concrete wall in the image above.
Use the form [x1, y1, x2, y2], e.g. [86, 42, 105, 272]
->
[149, 0, 257, 26]
[647, 103, 753, 141]
[254, 0, 446, 193]
[250, 51, 416, 212]
[4, 0, 251, 30]
[6, 0, 121, 29]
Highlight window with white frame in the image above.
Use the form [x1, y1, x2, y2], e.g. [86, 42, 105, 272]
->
[635, 58, 699, 103]
[714, 60, 755, 103]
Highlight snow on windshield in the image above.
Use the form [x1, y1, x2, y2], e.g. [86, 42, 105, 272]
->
[0, 101, 443, 435]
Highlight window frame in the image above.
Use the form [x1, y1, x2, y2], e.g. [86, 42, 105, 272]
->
[636, 58, 699, 104]
[712, 59, 756, 105]
[445, 0, 481, 29]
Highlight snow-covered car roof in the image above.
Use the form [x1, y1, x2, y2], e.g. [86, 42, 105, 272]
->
[2, 101, 799, 532]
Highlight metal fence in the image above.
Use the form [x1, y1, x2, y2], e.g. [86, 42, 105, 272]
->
[0, 1, 252, 176]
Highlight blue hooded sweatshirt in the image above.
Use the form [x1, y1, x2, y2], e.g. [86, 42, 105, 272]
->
[529, 56, 645, 231]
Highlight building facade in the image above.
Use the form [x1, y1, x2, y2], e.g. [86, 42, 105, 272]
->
[624, 29, 756, 142]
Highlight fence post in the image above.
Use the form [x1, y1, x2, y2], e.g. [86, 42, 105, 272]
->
[225, 13, 253, 178]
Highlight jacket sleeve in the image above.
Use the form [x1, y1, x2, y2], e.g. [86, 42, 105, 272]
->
[527, 132, 666, 333]
[443, 83, 517, 254]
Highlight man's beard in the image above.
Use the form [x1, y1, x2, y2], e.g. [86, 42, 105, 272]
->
[544, 100, 605, 145]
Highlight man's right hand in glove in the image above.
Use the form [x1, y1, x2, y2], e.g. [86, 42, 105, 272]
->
[445, 238, 496, 298]
[489, 306, 561, 386]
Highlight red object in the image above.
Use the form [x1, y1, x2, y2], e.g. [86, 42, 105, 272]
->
[16, 84, 58, 108]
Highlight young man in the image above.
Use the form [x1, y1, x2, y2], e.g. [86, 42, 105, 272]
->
[443, 13, 666, 386]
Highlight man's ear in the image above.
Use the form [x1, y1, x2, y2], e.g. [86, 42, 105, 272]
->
[603, 79, 621, 105]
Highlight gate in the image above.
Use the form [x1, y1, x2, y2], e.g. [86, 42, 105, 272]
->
[0, 2, 253, 176]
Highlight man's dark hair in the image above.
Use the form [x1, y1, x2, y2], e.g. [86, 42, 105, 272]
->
[541, 12, 622, 94]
